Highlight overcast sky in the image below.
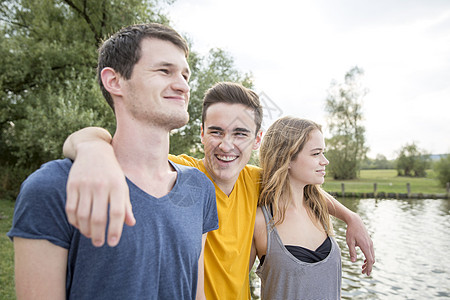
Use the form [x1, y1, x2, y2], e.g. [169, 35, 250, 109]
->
[166, 0, 450, 159]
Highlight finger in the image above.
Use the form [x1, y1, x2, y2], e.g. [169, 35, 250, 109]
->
[90, 186, 109, 247]
[124, 202, 136, 227]
[361, 260, 368, 275]
[124, 190, 136, 227]
[360, 245, 375, 276]
[347, 239, 357, 263]
[66, 182, 80, 229]
[106, 186, 127, 247]
[77, 187, 93, 239]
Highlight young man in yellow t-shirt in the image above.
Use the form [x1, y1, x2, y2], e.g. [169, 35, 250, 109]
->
[64, 82, 375, 299]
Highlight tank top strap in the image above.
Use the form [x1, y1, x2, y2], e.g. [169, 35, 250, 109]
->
[260, 205, 273, 225]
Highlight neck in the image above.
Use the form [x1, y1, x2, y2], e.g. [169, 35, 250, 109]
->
[112, 121, 171, 178]
[202, 159, 237, 196]
[287, 181, 306, 210]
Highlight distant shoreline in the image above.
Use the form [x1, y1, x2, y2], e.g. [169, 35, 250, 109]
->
[328, 191, 449, 199]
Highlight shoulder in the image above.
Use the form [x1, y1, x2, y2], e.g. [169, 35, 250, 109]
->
[235, 164, 261, 195]
[169, 154, 200, 168]
[240, 164, 262, 183]
[171, 161, 214, 190]
[253, 206, 268, 254]
[21, 159, 72, 191]
[255, 206, 265, 228]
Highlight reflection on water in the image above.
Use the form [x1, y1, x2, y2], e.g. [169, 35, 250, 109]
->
[335, 198, 450, 299]
[251, 198, 450, 299]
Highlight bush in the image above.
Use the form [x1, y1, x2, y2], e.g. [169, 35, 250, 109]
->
[0, 164, 34, 201]
[396, 143, 430, 177]
[434, 154, 450, 188]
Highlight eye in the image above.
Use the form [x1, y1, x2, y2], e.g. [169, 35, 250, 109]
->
[209, 131, 222, 136]
[158, 69, 169, 74]
[235, 132, 249, 137]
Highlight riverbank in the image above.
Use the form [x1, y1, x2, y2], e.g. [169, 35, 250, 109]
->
[327, 191, 449, 199]
[322, 169, 448, 199]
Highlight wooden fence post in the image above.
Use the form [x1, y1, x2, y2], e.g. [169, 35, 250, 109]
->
[407, 183, 411, 198]
[373, 183, 377, 196]
[341, 183, 345, 197]
[446, 182, 450, 195]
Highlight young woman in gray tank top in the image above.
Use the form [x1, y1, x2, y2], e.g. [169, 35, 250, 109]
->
[250, 116, 342, 299]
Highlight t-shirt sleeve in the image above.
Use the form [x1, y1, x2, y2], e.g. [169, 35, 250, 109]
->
[7, 160, 74, 249]
[202, 178, 219, 234]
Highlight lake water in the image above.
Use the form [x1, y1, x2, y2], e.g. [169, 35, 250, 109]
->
[251, 198, 450, 299]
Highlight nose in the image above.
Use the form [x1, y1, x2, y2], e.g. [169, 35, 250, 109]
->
[172, 74, 190, 95]
[321, 155, 329, 166]
[218, 135, 235, 152]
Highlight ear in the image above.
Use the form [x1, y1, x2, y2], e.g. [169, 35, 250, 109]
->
[200, 124, 205, 144]
[252, 129, 263, 150]
[101, 67, 124, 97]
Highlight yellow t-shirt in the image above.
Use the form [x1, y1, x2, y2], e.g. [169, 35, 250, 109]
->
[169, 154, 261, 300]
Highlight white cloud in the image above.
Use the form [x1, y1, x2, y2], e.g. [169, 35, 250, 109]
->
[167, 0, 450, 159]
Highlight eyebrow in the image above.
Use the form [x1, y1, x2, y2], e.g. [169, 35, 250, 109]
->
[207, 126, 252, 133]
[309, 147, 325, 152]
[234, 127, 252, 133]
[152, 61, 191, 76]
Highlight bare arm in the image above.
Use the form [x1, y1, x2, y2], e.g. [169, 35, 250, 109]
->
[325, 192, 375, 275]
[196, 233, 208, 300]
[14, 238, 68, 300]
[63, 127, 135, 247]
[249, 236, 257, 273]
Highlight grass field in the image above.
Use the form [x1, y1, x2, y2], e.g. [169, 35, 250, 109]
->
[0, 169, 447, 298]
[0, 199, 15, 300]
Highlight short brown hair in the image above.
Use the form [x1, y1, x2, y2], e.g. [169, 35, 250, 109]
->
[201, 82, 263, 135]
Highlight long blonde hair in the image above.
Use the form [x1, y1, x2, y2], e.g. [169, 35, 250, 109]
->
[259, 116, 333, 234]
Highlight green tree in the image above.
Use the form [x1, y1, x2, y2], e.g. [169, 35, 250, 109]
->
[434, 154, 450, 187]
[170, 48, 253, 157]
[0, 0, 172, 198]
[324, 66, 368, 179]
[395, 142, 430, 177]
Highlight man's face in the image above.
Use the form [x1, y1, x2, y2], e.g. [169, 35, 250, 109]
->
[201, 102, 262, 191]
[119, 38, 191, 130]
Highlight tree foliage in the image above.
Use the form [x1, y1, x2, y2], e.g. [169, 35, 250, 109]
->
[433, 154, 450, 187]
[1, 0, 171, 169]
[324, 66, 368, 179]
[395, 142, 430, 177]
[0, 0, 252, 199]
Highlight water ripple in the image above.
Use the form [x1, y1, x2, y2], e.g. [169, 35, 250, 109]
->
[335, 198, 450, 299]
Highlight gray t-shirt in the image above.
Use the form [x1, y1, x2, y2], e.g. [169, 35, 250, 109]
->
[256, 205, 342, 299]
[8, 158, 218, 299]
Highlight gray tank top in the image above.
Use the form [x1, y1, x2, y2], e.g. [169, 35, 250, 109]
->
[256, 205, 342, 299]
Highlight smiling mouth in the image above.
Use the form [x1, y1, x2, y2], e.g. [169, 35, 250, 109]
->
[215, 154, 238, 162]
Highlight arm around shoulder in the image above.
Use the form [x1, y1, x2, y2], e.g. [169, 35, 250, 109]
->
[324, 191, 375, 276]
[63, 126, 135, 248]
[63, 126, 112, 159]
